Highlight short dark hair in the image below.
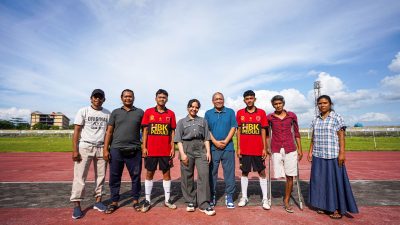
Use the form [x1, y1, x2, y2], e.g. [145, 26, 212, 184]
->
[121, 89, 134, 98]
[156, 89, 168, 97]
[271, 95, 285, 104]
[187, 99, 201, 108]
[243, 90, 255, 98]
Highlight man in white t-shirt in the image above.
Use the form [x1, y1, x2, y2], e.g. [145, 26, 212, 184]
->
[70, 89, 111, 219]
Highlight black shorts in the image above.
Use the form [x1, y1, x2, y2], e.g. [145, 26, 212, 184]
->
[145, 156, 173, 173]
[239, 155, 265, 173]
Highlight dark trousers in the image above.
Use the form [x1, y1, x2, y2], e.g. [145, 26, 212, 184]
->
[109, 148, 142, 202]
[209, 150, 236, 197]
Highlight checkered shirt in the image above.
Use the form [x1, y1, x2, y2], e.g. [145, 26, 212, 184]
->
[310, 111, 346, 159]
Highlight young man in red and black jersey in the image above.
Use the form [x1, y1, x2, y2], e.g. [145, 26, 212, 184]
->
[141, 89, 177, 212]
[236, 90, 270, 210]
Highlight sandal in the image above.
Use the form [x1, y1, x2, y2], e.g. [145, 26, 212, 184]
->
[317, 210, 325, 214]
[133, 202, 141, 211]
[329, 211, 343, 219]
[105, 204, 118, 214]
[283, 205, 294, 213]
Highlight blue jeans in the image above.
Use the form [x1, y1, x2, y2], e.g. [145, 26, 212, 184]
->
[209, 150, 236, 197]
[109, 148, 142, 202]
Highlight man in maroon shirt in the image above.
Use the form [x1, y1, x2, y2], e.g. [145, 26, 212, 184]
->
[267, 95, 303, 213]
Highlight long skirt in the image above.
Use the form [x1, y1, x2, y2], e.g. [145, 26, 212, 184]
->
[308, 156, 359, 214]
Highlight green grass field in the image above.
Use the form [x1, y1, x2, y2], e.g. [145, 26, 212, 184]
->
[0, 136, 399, 152]
[0, 136, 72, 152]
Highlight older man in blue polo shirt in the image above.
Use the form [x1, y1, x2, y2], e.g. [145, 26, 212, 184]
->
[205, 92, 237, 208]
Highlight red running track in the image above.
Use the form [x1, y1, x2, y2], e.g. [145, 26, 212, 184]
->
[0, 151, 399, 182]
[1, 206, 400, 225]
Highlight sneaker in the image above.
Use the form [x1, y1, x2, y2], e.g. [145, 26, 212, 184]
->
[262, 199, 271, 210]
[164, 199, 177, 209]
[72, 206, 83, 219]
[141, 200, 151, 213]
[210, 195, 216, 208]
[186, 203, 195, 212]
[225, 195, 235, 209]
[93, 202, 107, 212]
[238, 197, 248, 207]
[199, 207, 216, 216]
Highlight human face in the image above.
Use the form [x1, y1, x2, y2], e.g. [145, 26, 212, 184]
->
[317, 97, 331, 114]
[212, 94, 224, 110]
[155, 93, 168, 107]
[272, 100, 284, 113]
[91, 94, 105, 109]
[243, 95, 256, 108]
[121, 91, 134, 107]
[187, 101, 200, 118]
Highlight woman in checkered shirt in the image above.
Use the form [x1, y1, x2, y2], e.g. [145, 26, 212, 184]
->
[307, 95, 358, 219]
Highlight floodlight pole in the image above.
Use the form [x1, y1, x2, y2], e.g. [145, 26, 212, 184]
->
[313, 81, 321, 116]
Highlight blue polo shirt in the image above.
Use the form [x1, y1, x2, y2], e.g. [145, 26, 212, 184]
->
[205, 106, 238, 151]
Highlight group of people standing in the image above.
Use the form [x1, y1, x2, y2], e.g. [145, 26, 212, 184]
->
[70, 88, 358, 220]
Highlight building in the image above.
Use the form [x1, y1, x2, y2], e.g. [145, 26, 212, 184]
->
[30, 111, 70, 129]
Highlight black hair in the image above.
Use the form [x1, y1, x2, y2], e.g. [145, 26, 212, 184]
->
[317, 95, 333, 105]
[187, 99, 201, 108]
[271, 95, 285, 104]
[243, 90, 255, 98]
[156, 89, 168, 97]
[121, 89, 134, 98]
[317, 95, 334, 111]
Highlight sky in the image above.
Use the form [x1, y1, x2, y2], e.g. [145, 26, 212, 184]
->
[0, 0, 400, 127]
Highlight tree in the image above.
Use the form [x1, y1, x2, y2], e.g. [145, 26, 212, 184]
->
[32, 123, 50, 130]
[16, 123, 30, 130]
[0, 120, 15, 129]
[50, 125, 60, 130]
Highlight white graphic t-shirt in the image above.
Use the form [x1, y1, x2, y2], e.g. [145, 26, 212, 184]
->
[74, 106, 110, 146]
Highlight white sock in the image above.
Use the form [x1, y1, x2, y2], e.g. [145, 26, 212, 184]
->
[145, 179, 153, 202]
[163, 180, 171, 202]
[241, 176, 249, 199]
[259, 177, 268, 200]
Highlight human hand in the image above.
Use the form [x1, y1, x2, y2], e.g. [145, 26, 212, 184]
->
[307, 151, 312, 162]
[236, 149, 242, 158]
[170, 148, 175, 159]
[262, 150, 267, 160]
[103, 149, 110, 162]
[72, 151, 81, 162]
[206, 152, 211, 163]
[338, 153, 345, 167]
[181, 153, 189, 166]
[298, 151, 303, 161]
[142, 148, 148, 158]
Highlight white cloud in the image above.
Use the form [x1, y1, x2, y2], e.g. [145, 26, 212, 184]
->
[0, 1, 400, 125]
[380, 74, 400, 89]
[388, 52, 400, 72]
[358, 112, 391, 122]
[316, 72, 346, 94]
[0, 107, 31, 122]
[226, 89, 312, 125]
